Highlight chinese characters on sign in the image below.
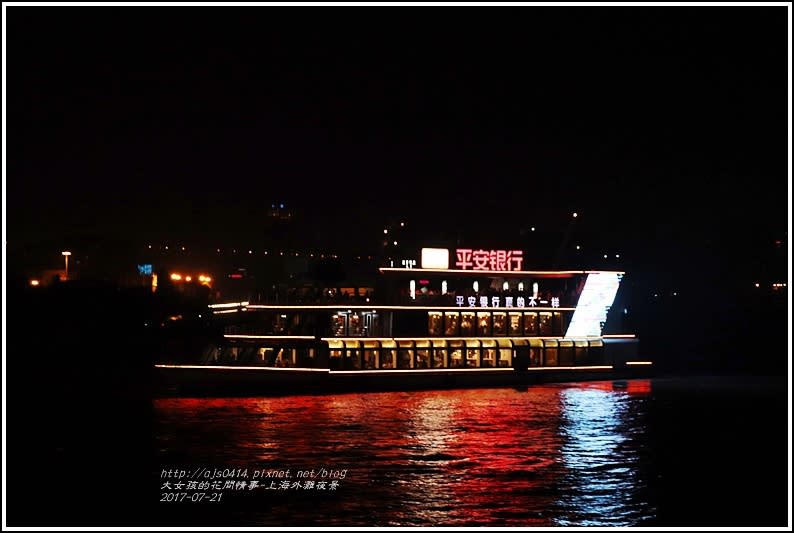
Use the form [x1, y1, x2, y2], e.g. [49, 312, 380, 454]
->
[455, 294, 561, 308]
[455, 249, 524, 271]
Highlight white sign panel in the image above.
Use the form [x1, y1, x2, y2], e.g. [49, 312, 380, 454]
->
[421, 248, 450, 269]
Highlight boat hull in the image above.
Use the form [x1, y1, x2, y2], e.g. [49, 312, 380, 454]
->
[154, 363, 652, 397]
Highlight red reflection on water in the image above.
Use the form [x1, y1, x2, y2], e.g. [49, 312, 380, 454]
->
[154, 382, 648, 526]
[416, 387, 567, 525]
[571, 379, 652, 395]
[624, 379, 652, 395]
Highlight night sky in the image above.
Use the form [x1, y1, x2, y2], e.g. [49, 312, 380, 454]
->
[6, 6, 790, 285]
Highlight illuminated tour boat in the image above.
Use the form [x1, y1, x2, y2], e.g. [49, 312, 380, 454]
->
[155, 247, 651, 395]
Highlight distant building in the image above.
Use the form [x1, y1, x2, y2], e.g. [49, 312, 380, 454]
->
[266, 202, 292, 221]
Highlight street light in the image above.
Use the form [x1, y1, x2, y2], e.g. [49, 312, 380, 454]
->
[61, 251, 72, 280]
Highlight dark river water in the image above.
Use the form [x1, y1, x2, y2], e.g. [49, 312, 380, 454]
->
[149, 376, 789, 527]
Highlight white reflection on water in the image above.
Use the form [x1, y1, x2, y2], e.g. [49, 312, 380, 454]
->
[555, 385, 655, 526]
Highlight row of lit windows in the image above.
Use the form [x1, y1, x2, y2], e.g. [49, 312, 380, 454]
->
[331, 313, 379, 337]
[326, 311, 568, 338]
[210, 338, 606, 370]
[328, 338, 604, 370]
[428, 311, 565, 337]
[206, 346, 318, 368]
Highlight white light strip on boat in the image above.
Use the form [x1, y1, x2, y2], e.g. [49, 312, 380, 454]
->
[603, 334, 637, 338]
[331, 365, 613, 374]
[208, 301, 250, 309]
[320, 336, 592, 342]
[625, 361, 653, 366]
[154, 364, 329, 372]
[224, 335, 316, 340]
[154, 364, 613, 373]
[331, 368, 515, 374]
[244, 304, 575, 311]
[215, 335, 606, 343]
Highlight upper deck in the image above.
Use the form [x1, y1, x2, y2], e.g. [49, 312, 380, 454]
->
[211, 246, 627, 343]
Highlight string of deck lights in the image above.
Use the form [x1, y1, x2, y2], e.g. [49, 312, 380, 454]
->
[145, 244, 377, 260]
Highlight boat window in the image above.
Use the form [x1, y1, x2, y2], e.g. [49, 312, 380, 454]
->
[543, 339, 559, 366]
[496, 339, 513, 368]
[460, 312, 475, 336]
[364, 312, 380, 337]
[492, 312, 506, 336]
[346, 348, 362, 369]
[539, 312, 553, 336]
[558, 339, 574, 366]
[380, 340, 397, 369]
[349, 314, 364, 336]
[274, 314, 287, 334]
[508, 312, 523, 336]
[397, 340, 415, 369]
[415, 340, 431, 369]
[344, 340, 362, 370]
[328, 339, 344, 369]
[465, 339, 481, 368]
[481, 339, 496, 368]
[552, 311, 564, 336]
[573, 339, 588, 365]
[431, 339, 447, 368]
[448, 340, 465, 368]
[524, 312, 539, 336]
[331, 314, 346, 337]
[363, 340, 380, 369]
[428, 312, 443, 336]
[529, 338, 544, 366]
[476, 312, 491, 336]
[297, 347, 317, 368]
[444, 312, 460, 336]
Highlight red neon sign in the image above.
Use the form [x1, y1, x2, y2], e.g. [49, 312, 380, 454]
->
[455, 249, 524, 271]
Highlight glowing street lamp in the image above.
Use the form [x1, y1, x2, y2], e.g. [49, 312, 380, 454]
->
[61, 251, 72, 280]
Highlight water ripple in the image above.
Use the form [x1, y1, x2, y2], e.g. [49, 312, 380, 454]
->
[153, 377, 788, 526]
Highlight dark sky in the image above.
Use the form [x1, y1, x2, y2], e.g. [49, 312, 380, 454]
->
[6, 6, 790, 279]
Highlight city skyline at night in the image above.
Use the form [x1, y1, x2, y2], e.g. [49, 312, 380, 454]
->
[7, 7, 789, 282]
[6, 2, 790, 376]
